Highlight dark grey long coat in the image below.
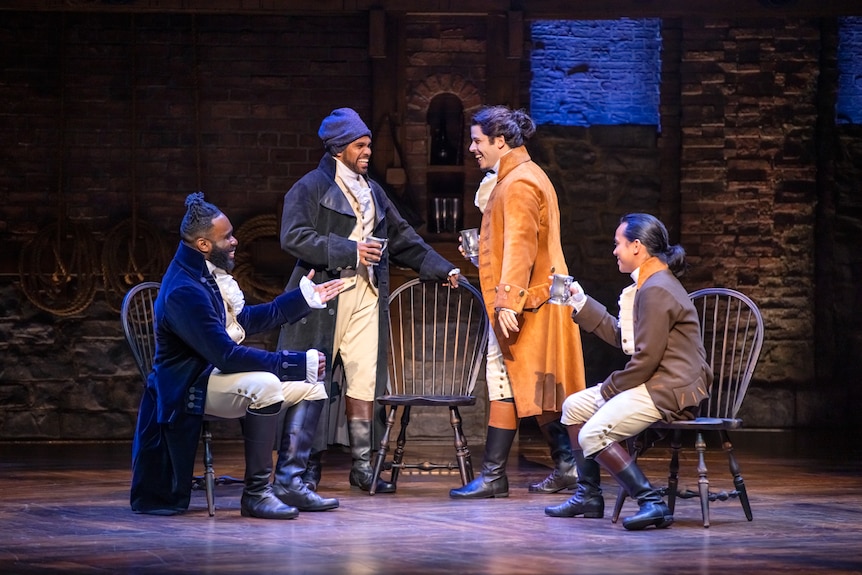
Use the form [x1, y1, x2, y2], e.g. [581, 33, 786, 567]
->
[277, 154, 455, 450]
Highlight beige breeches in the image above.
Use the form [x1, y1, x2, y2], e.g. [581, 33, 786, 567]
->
[560, 384, 661, 457]
[485, 324, 513, 400]
[334, 272, 379, 402]
[205, 369, 327, 419]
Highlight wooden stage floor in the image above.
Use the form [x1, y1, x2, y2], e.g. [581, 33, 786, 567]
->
[1, 426, 861, 574]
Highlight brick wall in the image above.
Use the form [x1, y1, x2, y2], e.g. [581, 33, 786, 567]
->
[0, 11, 371, 439]
[0, 11, 859, 439]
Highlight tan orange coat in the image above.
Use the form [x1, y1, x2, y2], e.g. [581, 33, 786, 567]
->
[477, 146, 586, 417]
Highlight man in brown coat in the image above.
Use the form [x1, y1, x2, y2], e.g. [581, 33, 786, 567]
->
[544, 213, 712, 530]
[450, 106, 586, 499]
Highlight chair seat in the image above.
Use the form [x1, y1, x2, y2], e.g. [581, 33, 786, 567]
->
[651, 417, 743, 431]
[377, 394, 477, 407]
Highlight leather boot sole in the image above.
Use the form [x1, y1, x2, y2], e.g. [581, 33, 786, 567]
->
[449, 475, 509, 499]
[528, 470, 579, 493]
[349, 469, 396, 493]
[240, 493, 299, 520]
[272, 485, 339, 512]
[622, 506, 674, 530]
[544, 502, 604, 518]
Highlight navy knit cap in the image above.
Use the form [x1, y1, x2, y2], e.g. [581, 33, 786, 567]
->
[318, 108, 372, 153]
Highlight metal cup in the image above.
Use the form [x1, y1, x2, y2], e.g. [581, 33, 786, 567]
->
[549, 273, 574, 305]
[459, 228, 479, 258]
[367, 235, 388, 266]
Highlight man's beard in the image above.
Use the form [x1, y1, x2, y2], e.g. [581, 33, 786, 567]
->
[209, 244, 235, 272]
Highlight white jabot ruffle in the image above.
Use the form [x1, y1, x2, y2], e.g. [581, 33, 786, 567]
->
[617, 268, 640, 356]
[208, 262, 247, 344]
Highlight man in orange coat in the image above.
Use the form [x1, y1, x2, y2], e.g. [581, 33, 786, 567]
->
[450, 106, 586, 499]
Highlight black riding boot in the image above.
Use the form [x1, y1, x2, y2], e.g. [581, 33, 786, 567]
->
[529, 419, 579, 493]
[272, 400, 339, 512]
[449, 426, 517, 499]
[240, 405, 299, 520]
[544, 424, 604, 518]
[301, 449, 323, 491]
[347, 419, 396, 493]
[595, 442, 673, 531]
[345, 397, 395, 493]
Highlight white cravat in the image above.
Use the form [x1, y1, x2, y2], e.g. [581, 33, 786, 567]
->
[617, 268, 640, 356]
[336, 160, 374, 240]
[474, 168, 498, 214]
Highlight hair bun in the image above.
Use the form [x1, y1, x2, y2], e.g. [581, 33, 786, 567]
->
[185, 191, 205, 208]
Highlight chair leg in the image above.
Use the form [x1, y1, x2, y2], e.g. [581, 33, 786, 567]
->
[667, 429, 683, 516]
[449, 406, 474, 485]
[721, 430, 752, 521]
[694, 431, 710, 528]
[202, 421, 215, 517]
[390, 406, 411, 488]
[369, 406, 398, 496]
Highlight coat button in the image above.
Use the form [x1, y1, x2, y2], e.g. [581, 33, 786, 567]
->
[328, 309, 335, 315]
[504, 285, 511, 292]
[551, 266, 556, 273]
[519, 290, 525, 297]
[282, 361, 290, 369]
[301, 318, 307, 324]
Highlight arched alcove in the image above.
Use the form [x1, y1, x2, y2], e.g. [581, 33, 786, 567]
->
[427, 93, 464, 166]
[403, 75, 483, 236]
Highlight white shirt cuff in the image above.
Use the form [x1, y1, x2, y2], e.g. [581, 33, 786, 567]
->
[567, 281, 587, 313]
[305, 349, 319, 383]
[299, 275, 326, 309]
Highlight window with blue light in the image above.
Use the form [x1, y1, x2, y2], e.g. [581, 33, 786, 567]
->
[837, 17, 862, 125]
[530, 19, 662, 127]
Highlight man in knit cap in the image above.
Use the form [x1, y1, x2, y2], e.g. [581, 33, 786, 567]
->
[277, 108, 461, 493]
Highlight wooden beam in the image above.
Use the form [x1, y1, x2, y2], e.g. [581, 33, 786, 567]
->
[1, 0, 860, 18]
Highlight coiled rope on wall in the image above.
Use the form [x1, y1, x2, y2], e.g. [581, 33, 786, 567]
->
[101, 15, 171, 312]
[19, 14, 99, 317]
[232, 214, 287, 304]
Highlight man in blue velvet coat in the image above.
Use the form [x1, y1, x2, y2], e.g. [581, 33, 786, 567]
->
[130, 193, 344, 519]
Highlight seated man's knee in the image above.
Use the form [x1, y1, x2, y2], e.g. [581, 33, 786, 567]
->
[247, 372, 285, 409]
[579, 421, 611, 457]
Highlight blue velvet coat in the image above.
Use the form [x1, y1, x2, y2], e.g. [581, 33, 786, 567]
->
[130, 241, 312, 514]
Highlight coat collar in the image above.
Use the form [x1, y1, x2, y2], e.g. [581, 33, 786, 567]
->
[317, 153, 385, 228]
[496, 145, 532, 181]
[174, 241, 210, 278]
[636, 256, 669, 289]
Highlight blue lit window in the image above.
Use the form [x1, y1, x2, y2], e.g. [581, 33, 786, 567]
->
[530, 19, 662, 127]
[837, 17, 862, 125]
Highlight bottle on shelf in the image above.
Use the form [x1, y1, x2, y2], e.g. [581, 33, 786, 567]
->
[430, 116, 457, 166]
